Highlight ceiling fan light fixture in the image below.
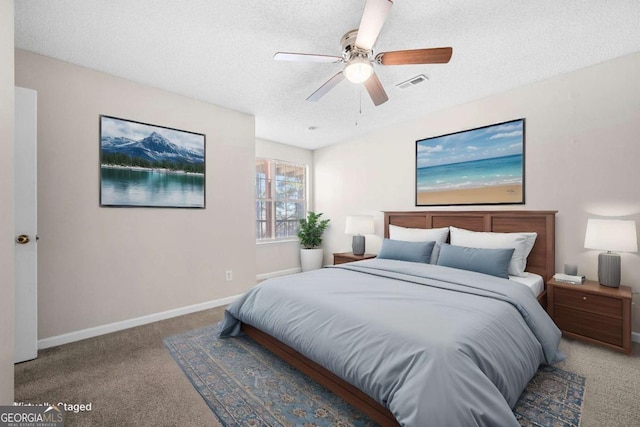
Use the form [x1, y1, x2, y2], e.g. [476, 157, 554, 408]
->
[344, 57, 374, 84]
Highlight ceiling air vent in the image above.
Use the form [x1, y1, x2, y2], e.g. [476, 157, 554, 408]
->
[396, 74, 429, 90]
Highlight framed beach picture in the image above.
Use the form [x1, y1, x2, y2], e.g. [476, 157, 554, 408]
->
[415, 118, 525, 206]
[100, 115, 205, 208]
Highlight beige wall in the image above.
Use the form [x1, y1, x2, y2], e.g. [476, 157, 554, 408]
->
[255, 138, 313, 277]
[0, 0, 15, 404]
[315, 52, 640, 333]
[15, 50, 256, 340]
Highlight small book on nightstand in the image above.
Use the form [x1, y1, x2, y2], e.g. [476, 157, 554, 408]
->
[552, 273, 586, 285]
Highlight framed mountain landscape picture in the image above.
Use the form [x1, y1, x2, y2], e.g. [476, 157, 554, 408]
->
[415, 118, 525, 206]
[99, 115, 205, 208]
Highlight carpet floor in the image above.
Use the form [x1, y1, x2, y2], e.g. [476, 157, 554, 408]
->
[14, 306, 640, 426]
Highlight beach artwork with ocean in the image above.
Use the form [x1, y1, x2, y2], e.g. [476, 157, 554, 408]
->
[416, 119, 524, 206]
[100, 116, 205, 208]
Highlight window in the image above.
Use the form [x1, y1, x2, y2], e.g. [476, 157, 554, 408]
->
[256, 159, 307, 241]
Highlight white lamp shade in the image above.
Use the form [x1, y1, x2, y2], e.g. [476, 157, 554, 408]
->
[345, 215, 374, 235]
[584, 219, 638, 253]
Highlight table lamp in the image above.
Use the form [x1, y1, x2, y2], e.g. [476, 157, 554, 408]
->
[584, 218, 638, 287]
[345, 215, 374, 256]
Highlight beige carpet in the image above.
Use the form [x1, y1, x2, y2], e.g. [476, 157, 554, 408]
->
[555, 336, 640, 427]
[15, 306, 640, 426]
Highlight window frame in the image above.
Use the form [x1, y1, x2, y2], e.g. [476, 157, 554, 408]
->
[256, 158, 308, 243]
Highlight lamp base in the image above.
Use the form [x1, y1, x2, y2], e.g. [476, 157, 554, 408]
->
[598, 252, 621, 288]
[352, 235, 365, 256]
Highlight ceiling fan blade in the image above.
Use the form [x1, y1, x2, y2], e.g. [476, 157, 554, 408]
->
[363, 72, 388, 106]
[274, 52, 343, 63]
[355, 0, 393, 51]
[378, 47, 453, 65]
[306, 72, 345, 102]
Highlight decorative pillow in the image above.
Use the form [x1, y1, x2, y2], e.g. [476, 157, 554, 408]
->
[437, 244, 515, 279]
[449, 226, 537, 277]
[388, 225, 449, 264]
[377, 239, 436, 264]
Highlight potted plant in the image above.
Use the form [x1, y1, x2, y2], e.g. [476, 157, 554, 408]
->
[297, 211, 330, 272]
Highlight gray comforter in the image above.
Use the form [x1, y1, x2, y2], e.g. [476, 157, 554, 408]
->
[220, 258, 563, 427]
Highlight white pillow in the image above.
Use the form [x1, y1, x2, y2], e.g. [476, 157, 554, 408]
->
[449, 226, 537, 277]
[389, 225, 449, 264]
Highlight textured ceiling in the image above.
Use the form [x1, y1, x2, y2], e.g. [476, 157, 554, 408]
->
[14, 0, 640, 150]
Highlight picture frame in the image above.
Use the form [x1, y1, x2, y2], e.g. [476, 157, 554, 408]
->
[415, 118, 525, 206]
[100, 115, 205, 208]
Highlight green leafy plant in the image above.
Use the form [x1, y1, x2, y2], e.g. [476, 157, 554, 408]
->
[297, 211, 330, 249]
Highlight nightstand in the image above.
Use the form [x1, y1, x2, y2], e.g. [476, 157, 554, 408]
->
[547, 278, 632, 354]
[333, 252, 376, 265]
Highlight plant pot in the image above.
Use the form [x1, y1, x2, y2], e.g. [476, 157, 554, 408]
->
[300, 248, 324, 272]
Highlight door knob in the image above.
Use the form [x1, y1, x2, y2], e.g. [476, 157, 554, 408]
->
[16, 234, 30, 244]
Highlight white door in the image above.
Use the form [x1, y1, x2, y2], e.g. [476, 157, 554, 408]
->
[14, 86, 38, 363]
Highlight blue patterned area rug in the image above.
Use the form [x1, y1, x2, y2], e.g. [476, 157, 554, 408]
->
[164, 323, 585, 427]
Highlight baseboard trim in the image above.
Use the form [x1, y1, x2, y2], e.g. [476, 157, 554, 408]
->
[256, 267, 301, 281]
[632, 331, 640, 344]
[38, 294, 243, 350]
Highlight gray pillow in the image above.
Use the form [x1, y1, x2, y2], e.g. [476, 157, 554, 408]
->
[437, 243, 515, 279]
[377, 239, 436, 264]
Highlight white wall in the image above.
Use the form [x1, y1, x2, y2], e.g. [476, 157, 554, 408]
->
[0, 0, 15, 404]
[255, 138, 314, 277]
[315, 52, 640, 332]
[15, 50, 256, 340]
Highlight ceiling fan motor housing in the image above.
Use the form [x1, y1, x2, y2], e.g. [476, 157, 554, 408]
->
[341, 29, 372, 61]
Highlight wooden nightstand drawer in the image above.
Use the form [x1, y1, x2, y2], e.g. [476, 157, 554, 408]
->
[554, 287, 622, 318]
[547, 279, 632, 354]
[554, 306, 623, 347]
[334, 257, 352, 265]
[333, 252, 376, 265]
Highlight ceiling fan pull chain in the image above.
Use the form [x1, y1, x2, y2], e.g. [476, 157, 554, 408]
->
[354, 84, 359, 126]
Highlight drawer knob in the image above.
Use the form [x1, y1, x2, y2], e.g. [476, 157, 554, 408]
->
[583, 296, 587, 301]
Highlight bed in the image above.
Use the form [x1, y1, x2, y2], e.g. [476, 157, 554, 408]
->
[220, 210, 562, 426]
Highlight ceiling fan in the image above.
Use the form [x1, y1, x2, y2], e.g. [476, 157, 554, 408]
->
[274, 0, 453, 106]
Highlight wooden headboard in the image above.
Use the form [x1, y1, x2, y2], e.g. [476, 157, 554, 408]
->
[384, 210, 557, 283]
